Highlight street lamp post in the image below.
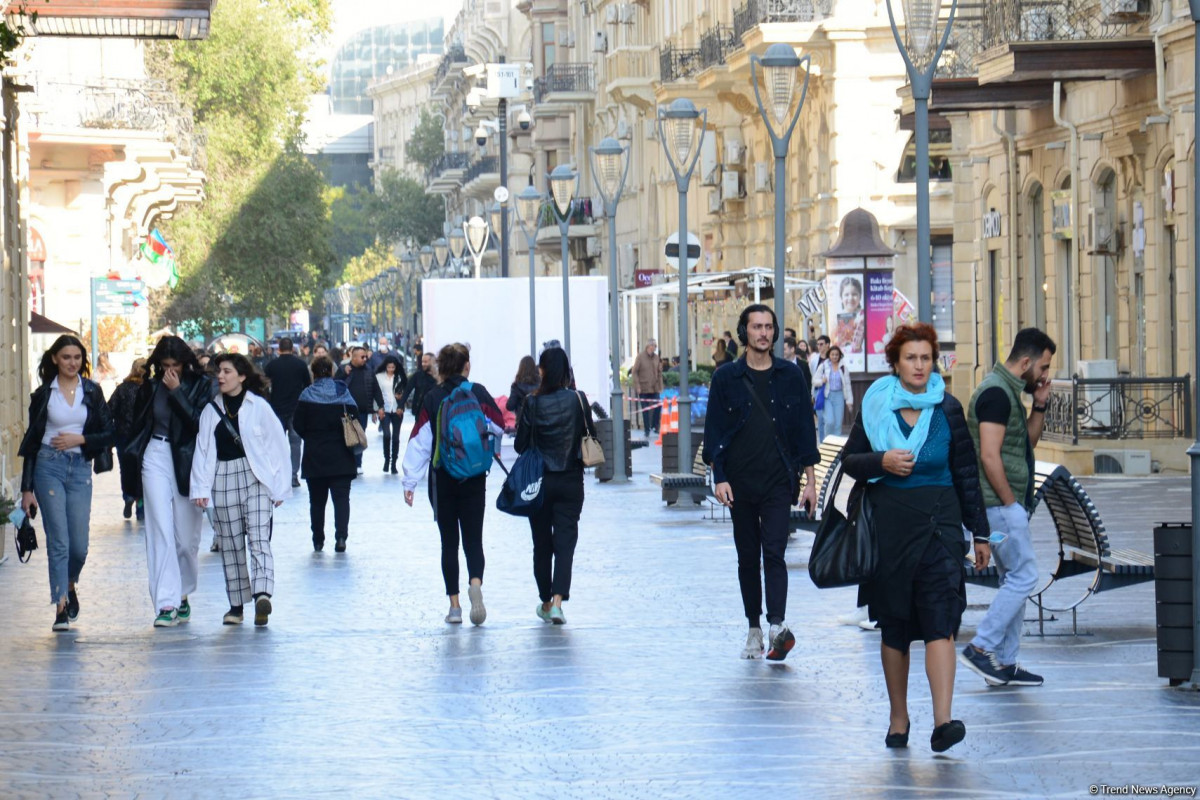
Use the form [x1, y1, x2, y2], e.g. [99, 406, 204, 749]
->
[751, 43, 811, 357]
[464, 216, 490, 279]
[513, 184, 544, 357]
[336, 283, 352, 344]
[400, 252, 416, 337]
[385, 267, 400, 334]
[449, 228, 466, 279]
[886, 0, 958, 323]
[590, 136, 632, 484]
[1186, 0, 1200, 689]
[658, 98, 707, 466]
[549, 164, 579, 358]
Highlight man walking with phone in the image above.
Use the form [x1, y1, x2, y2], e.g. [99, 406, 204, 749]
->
[960, 328, 1056, 687]
[704, 304, 820, 661]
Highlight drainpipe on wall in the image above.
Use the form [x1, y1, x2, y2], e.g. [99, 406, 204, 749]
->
[1053, 81, 1081, 374]
[993, 109, 1020, 335]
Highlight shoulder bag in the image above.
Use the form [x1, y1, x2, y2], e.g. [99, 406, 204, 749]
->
[496, 397, 545, 517]
[577, 391, 605, 467]
[342, 409, 368, 452]
[808, 467, 877, 589]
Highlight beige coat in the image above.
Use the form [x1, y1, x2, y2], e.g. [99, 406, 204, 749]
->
[631, 350, 664, 394]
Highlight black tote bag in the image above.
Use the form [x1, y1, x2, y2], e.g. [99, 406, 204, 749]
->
[808, 468, 878, 589]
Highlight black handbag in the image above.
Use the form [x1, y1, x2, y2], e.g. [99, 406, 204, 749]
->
[15, 509, 38, 563]
[808, 468, 877, 589]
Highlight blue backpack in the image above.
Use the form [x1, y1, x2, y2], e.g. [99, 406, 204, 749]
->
[433, 381, 493, 480]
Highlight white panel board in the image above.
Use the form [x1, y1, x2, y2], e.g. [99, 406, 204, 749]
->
[421, 277, 610, 407]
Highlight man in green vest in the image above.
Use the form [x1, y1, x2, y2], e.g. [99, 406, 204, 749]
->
[960, 328, 1056, 687]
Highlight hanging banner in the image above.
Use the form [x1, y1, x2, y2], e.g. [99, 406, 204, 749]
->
[866, 272, 894, 372]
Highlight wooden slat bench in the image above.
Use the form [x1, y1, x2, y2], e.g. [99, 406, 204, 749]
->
[649, 440, 711, 506]
[789, 435, 848, 533]
[964, 460, 1155, 634]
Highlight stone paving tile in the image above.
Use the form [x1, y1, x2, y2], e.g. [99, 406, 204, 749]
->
[0, 426, 1198, 799]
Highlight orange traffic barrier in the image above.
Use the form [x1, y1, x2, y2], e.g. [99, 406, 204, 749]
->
[654, 398, 669, 445]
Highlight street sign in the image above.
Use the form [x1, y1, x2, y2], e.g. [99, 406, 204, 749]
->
[664, 231, 701, 272]
[105, 279, 145, 293]
[95, 303, 135, 316]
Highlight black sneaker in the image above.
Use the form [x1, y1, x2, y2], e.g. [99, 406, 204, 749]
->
[254, 595, 272, 627]
[52, 606, 70, 632]
[67, 588, 80, 621]
[334, 537, 347, 553]
[765, 624, 796, 661]
[1001, 664, 1043, 686]
[313, 536, 324, 552]
[292, 475, 301, 488]
[959, 644, 1009, 686]
[123, 499, 134, 519]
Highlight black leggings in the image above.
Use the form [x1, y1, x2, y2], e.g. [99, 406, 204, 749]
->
[380, 412, 402, 462]
[306, 475, 352, 543]
[433, 469, 486, 596]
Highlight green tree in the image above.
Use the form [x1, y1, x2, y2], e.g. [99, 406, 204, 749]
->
[405, 109, 445, 175]
[340, 241, 395, 286]
[371, 168, 444, 247]
[326, 184, 375, 268]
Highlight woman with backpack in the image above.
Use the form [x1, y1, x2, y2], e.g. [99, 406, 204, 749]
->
[401, 343, 505, 626]
[514, 347, 596, 625]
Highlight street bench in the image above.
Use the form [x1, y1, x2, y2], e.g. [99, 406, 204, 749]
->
[650, 442, 711, 506]
[964, 461, 1155, 634]
[790, 435, 849, 533]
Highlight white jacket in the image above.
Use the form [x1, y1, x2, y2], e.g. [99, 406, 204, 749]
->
[812, 360, 854, 409]
[190, 391, 293, 504]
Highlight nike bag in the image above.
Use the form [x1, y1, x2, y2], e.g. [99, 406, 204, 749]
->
[495, 446, 545, 517]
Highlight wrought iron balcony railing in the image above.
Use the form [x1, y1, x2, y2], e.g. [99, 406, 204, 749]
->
[434, 44, 468, 88]
[537, 197, 595, 229]
[533, 63, 595, 103]
[1041, 375, 1192, 445]
[659, 45, 702, 82]
[463, 155, 499, 184]
[427, 151, 471, 183]
[732, 0, 832, 39]
[700, 25, 740, 68]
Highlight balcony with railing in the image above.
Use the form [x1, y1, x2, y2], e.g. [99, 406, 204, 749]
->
[533, 64, 595, 104]
[605, 45, 657, 110]
[699, 25, 740, 69]
[660, 45, 702, 83]
[432, 44, 469, 96]
[733, 0, 832, 39]
[534, 197, 599, 253]
[426, 151, 472, 193]
[1041, 375, 1192, 445]
[462, 154, 500, 197]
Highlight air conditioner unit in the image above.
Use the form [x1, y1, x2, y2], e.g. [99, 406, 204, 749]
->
[605, 5, 618, 23]
[701, 164, 721, 187]
[619, 3, 636, 23]
[708, 191, 721, 214]
[1093, 448, 1152, 475]
[721, 169, 741, 202]
[1087, 207, 1115, 254]
[1101, 0, 1149, 21]
[724, 140, 744, 165]
[1077, 359, 1118, 429]
[754, 161, 772, 193]
[593, 31, 608, 53]
[585, 236, 601, 257]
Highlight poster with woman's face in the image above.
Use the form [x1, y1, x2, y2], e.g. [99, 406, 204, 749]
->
[825, 273, 866, 371]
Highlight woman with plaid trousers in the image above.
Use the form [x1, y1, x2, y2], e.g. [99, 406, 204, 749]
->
[190, 354, 292, 626]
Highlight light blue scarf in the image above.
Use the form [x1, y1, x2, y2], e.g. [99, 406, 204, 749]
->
[861, 373, 945, 480]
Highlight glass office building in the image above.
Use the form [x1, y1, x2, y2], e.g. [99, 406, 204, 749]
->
[330, 18, 445, 115]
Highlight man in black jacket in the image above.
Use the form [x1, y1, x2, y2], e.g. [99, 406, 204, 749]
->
[703, 305, 819, 662]
[264, 337, 311, 487]
[336, 345, 373, 474]
[401, 351, 437, 416]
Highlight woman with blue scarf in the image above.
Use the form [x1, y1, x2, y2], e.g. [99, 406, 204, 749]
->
[292, 356, 359, 552]
[840, 323, 991, 753]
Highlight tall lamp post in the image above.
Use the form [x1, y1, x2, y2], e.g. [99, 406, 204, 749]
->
[658, 98, 707, 465]
[886, 0, 957, 323]
[400, 252, 416, 337]
[385, 267, 400, 334]
[1187, 0, 1200, 689]
[449, 228, 466, 278]
[336, 283, 352, 344]
[513, 184, 544, 356]
[751, 43, 811, 356]
[549, 164, 579, 358]
[590, 136, 632, 483]
[464, 216, 490, 279]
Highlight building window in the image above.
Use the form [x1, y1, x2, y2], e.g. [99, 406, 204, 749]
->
[1026, 184, 1046, 331]
[930, 237, 954, 343]
[897, 130, 952, 182]
[542, 22, 556, 69]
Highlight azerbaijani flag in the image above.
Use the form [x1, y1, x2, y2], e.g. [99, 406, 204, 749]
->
[140, 229, 172, 263]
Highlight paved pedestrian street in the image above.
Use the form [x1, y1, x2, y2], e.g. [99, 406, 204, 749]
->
[1, 429, 1198, 799]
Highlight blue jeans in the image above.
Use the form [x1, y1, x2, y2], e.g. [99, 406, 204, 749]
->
[33, 445, 93, 605]
[823, 390, 845, 440]
[971, 505, 1039, 665]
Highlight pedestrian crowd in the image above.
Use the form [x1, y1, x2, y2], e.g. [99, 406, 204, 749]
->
[16, 311, 1058, 755]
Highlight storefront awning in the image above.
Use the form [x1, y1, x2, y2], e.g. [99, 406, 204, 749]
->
[29, 311, 76, 335]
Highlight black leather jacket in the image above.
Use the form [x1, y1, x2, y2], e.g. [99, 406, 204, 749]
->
[515, 389, 596, 473]
[126, 373, 213, 496]
[18, 378, 115, 492]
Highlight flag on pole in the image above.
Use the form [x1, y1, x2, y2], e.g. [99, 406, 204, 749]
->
[140, 229, 172, 263]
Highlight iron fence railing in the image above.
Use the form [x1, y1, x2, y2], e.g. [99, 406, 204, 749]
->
[463, 155, 499, 185]
[659, 45, 702, 82]
[434, 44, 468, 88]
[732, 0, 832, 38]
[1041, 375, 1192, 444]
[538, 197, 595, 229]
[427, 151, 471, 183]
[700, 25, 739, 68]
[533, 63, 595, 103]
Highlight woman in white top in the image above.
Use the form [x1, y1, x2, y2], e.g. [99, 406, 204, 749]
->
[812, 345, 854, 441]
[371, 355, 407, 474]
[17, 335, 114, 631]
[191, 354, 291, 626]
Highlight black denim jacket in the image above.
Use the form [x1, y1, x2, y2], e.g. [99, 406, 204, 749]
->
[18, 378, 115, 492]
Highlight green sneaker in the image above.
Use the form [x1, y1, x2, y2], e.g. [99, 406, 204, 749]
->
[536, 604, 553, 623]
[177, 598, 191, 623]
[154, 608, 178, 628]
[548, 606, 566, 625]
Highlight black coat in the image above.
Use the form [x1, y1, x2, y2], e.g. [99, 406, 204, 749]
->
[402, 369, 437, 413]
[264, 353, 311, 420]
[292, 398, 358, 479]
[107, 378, 141, 443]
[839, 393, 990, 540]
[19, 378, 115, 492]
[336, 364, 374, 411]
[506, 381, 539, 414]
[126, 373, 213, 496]
[514, 389, 596, 473]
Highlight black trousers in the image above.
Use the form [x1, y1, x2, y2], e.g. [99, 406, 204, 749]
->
[529, 468, 584, 602]
[639, 393, 661, 432]
[729, 480, 793, 626]
[433, 469, 486, 596]
[307, 475, 352, 543]
[380, 412, 402, 462]
[117, 451, 141, 502]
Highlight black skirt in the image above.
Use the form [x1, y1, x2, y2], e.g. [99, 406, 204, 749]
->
[858, 484, 967, 653]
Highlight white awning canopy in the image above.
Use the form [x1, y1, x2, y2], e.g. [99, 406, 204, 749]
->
[620, 266, 820, 299]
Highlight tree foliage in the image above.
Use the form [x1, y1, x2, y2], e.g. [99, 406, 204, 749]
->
[405, 109, 445, 176]
[327, 184, 375, 268]
[372, 168, 444, 248]
[340, 241, 395, 287]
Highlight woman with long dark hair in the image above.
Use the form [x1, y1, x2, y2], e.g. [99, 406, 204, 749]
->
[293, 355, 358, 552]
[372, 354, 408, 474]
[514, 347, 595, 624]
[506, 355, 540, 417]
[401, 343, 505, 626]
[18, 335, 114, 631]
[127, 335, 213, 628]
[107, 357, 147, 521]
[191, 354, 291, 626]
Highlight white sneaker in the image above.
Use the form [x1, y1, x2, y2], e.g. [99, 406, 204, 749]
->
[741, 627, 764, 659]
[467, 585, 486, 626]
[836, 606, 870, 626]
[858, 619, 879, 631]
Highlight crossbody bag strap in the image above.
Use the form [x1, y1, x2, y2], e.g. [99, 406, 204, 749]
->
[209, 399, 243, 447]
[741, 372, 774, 423]
[575, 390, 596, 438]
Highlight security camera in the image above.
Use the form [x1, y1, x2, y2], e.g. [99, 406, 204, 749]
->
[474, 124, 488, 147]
[518, 109, 531, 131]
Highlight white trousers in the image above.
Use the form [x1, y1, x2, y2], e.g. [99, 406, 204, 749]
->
[142, 438, 203, 612]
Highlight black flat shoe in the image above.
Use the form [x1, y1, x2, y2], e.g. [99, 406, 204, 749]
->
[931, 720, 965, 752]
[885, 721, 910, 748]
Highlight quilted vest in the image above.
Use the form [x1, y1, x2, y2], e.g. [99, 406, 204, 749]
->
[967, 363, 1033, 511]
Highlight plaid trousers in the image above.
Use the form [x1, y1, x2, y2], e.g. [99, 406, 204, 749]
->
[212, 457, 275, 606]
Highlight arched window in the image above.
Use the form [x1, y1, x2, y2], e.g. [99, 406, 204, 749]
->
[896, 130, 952, 182]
